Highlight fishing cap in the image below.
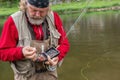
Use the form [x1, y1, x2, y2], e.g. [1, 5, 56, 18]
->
[28, 0, 49, 8]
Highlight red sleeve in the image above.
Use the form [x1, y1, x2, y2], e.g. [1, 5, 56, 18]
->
[0, 16, 24, 61]
[53, 12, 70, 61]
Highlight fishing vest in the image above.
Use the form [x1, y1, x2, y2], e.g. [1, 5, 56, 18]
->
[10, 11, 61, 80]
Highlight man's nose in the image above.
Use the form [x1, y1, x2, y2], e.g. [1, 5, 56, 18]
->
[35, 11, 41, 17]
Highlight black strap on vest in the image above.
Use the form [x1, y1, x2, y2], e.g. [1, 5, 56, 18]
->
[27, 22, 36, 40]
[42, 19, 50, 40]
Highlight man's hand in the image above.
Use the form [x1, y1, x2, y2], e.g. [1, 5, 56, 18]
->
[22, 46, 37, 61]
[45, 56, 59, 66]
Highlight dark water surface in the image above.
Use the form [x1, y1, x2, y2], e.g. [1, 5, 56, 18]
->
[0, 11, 120, 80]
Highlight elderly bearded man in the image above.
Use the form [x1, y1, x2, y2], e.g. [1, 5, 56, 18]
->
[0, 0, 70, 80]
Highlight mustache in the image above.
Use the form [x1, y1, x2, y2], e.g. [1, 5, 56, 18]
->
[31, 16, 45, 20]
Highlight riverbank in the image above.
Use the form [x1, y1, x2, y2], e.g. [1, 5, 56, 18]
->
[52, 1, 120, 14]
[0, 1, 120, 16]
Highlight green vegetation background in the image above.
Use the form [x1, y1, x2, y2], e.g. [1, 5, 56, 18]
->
[0, 0, 120, 16]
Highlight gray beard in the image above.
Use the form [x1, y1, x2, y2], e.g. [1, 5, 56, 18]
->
[26, 12, 45, 25]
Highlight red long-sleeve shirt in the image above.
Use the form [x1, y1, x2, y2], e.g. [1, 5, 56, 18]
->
[0, 12, 70, 62]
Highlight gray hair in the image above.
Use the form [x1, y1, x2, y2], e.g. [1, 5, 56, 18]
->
[19, 0, 27, 11]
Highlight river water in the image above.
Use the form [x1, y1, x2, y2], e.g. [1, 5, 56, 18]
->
[0, 11, 120, 80]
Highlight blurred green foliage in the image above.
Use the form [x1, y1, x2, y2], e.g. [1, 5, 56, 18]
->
[0, 0, 120, 16]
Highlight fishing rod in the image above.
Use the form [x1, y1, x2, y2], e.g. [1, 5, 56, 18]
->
[58, 0, 94, 67]
[44, 0, 94, 67]
[47, 0, 94, 42]
[66, 0, 94, 37]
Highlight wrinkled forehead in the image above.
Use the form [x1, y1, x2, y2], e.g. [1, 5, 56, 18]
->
[27, 3, 49, 12]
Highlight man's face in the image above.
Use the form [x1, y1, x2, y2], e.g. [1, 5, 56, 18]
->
[26, 3, 49, 25]
[27, 3, 49, 19]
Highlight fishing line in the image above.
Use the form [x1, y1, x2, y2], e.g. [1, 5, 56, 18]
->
[64, 0, 94, 79]
[48, 0, 94, 41]
[47, 0, 94, 67]
[80, 51, 112, 80]
[66, 0, 94, 37]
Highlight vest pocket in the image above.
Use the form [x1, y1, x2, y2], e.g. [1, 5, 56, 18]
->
[11, 59, 35, 77]
[50, 29, 61, 47]
[17, 37, 31, 47]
